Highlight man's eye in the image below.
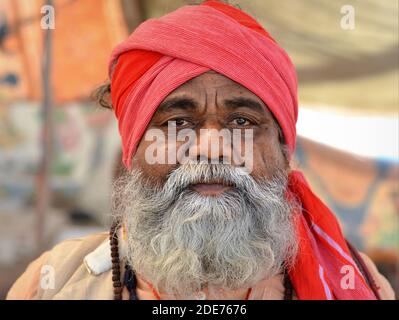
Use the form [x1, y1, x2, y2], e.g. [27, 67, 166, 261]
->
[231, 117, 251, 126]
[168, 119, 190, 127]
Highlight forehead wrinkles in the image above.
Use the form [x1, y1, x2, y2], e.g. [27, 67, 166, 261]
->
[169, 72, 251, 99]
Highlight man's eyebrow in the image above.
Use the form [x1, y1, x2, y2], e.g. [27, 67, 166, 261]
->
[158, 96, 198, 112]
[224, 97, 265, 114]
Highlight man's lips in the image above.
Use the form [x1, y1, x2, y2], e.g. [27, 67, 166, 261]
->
[189, 181, 235, 196]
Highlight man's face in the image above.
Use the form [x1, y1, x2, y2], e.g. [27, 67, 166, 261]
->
[113, 72, 297, 297]
[132, 71, 288, 188]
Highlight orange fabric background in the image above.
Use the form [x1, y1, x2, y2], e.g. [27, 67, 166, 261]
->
[0, 0, 127, 103]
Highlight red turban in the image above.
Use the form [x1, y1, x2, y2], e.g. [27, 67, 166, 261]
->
[108, 1, 378, 300]
[110, 1, 297, 168]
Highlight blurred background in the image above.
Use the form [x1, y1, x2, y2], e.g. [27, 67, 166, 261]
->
[0, 0, 398, 298]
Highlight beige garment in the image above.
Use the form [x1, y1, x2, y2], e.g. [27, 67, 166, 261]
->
[6, 232, 396, 300]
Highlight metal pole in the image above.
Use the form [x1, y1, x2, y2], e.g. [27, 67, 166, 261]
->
[36, 0, 54, 252]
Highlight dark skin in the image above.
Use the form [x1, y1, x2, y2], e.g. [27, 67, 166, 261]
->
[131, 71, 289, 195]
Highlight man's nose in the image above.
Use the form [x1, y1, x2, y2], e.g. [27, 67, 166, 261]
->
[187, 119, 232, 164]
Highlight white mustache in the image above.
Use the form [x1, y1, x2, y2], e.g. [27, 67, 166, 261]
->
[163, 163, 265, 194]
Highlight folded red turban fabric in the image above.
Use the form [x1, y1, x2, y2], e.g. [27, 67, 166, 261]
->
[108, 0, 377, 300]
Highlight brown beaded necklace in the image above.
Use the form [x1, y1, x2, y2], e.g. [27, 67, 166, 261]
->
[110, 224, 293, 300]
[110, 224, 123, 300]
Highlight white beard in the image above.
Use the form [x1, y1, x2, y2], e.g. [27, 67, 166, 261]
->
[111, 163, 298, 297]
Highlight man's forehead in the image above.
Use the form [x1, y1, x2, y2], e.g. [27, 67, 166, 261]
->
[176, 70, 245, 90]
[161, 71, 267, 109]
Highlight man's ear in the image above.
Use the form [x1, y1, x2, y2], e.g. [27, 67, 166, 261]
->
[92, 81, 112, 109]
[281, 144, 290, 169]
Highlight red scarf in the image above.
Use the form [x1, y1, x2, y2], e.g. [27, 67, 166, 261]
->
[108, 0, 377, 300]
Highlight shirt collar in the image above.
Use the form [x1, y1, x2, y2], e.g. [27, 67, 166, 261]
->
[83, 227, 127, 275]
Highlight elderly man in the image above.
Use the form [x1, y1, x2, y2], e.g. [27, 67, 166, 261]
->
[7, 0, 394, 300]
